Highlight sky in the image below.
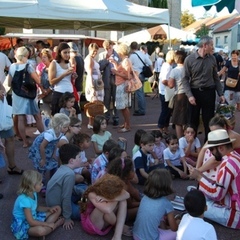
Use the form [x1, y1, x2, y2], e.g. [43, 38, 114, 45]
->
[181, 0, 232, 19]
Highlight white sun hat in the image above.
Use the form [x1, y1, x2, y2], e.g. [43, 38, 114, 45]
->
[203, 129, 235, 149]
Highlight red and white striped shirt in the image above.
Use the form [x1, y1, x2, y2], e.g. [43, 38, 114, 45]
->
[199, 151, 240, 229]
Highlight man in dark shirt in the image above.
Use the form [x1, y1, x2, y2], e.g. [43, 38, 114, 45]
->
[182, 36, 225, 142]
[98, 40, 119, 126]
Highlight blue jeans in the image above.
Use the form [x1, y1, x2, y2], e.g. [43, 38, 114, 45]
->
[158, 94, 171, 129]
[135, 73, 146, 114]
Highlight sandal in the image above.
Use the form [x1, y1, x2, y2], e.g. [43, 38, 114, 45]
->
[7, 166, 23, 175]
[118, 128, 130, 133]
[122, 225, 133, 237]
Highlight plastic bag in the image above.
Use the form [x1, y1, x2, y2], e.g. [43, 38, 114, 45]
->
[0, 96, 13, 131]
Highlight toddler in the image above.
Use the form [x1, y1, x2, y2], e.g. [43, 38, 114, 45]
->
[59, 91, 77, 117]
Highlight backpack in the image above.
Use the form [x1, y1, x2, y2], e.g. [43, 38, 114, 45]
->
[11, 64, 37, 99]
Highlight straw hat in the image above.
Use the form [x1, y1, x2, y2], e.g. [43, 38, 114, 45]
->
[203, 129, 235, 148]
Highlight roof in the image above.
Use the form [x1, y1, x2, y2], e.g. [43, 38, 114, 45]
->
[213, 16, 240, 33]
[0, 0, 169, 31]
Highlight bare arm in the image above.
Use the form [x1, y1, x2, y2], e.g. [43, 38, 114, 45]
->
[139, 168, 149, 179]
[168, 77, 175, 89]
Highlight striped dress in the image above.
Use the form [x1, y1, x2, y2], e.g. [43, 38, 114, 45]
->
[199, 150, 240, 229]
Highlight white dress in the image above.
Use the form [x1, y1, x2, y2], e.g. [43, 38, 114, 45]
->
[84, 58, 104, 102]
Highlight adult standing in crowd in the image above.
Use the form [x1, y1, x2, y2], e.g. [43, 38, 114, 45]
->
[182, 36, 225, 142]
[0, 82, 23, 175]
[8, 38, 24, 63]
[84, 43, 104, 129]
[49, 42, 75, 115]
[68, 42, 85, 121]
[36, 48, 54, 117]
[98, 40, 119, 126]
[189, 129, 240, 229]
[110, 43, 131, 132]
[168, 50, 187, 139]
[129, 41, 153, 116]
[158, 50, 175, 137]
[7, 46, 44, 148]
[218, 50, 240, 111]
[0, 52, 11, 84]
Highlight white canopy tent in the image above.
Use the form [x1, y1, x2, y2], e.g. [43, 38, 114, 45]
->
[118, 24, 192, 44]
[0, 0, 169, 31]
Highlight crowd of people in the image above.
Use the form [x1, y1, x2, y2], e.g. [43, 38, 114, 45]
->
[0, 35, 239, 239]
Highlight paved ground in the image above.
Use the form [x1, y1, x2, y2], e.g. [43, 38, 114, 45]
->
[0, 93, 239, 240]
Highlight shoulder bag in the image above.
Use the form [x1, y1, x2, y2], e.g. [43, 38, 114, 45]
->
[11, 63, 37, 99]
[133, 52, 153, 78]
[125, 65, 142, 93]
[0, 96, 13, 131]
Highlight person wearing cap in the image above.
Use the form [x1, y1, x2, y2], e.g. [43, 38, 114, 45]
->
[182, 36, 225, 142]
[189, 129, 240, 229]
[98, 40, 119, 126]
[68, 42, 84, 121]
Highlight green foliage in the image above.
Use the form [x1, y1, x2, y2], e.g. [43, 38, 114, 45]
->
[149, 0, 168, 8]
[195, 24, 209, 38]
[181, 10, 196, 28]
[0, 27, 5, 35]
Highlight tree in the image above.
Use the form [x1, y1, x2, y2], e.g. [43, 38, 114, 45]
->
[195, 24, 209, 38]
[181, 10, 196, 28]
[149, 0, 168, 8]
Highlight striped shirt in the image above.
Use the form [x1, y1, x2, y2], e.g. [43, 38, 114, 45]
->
[199, 150, 240, 228]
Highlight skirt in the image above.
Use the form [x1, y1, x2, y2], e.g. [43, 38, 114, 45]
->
[115, 83, 131, 110]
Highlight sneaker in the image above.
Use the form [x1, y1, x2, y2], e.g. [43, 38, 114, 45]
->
[87, 124, 93, 129]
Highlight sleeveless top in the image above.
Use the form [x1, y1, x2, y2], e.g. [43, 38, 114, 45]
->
[53, 60, 73, 93]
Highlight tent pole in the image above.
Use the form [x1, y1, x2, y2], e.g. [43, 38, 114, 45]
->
[167, 11, 171, 49]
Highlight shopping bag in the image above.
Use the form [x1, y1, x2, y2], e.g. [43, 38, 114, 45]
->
[0, 96, 13, 131]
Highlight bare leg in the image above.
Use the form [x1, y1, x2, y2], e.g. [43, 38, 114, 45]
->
[175, 125, 184, 140]
[13, 115, 20, 138]
[34, 113, 44, 133]
[17, 115, 29, 147]
[112, 199, 127, 240]
[121, 108, 130, 129]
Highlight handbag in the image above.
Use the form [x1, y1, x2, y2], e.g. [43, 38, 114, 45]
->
[0, 96, 13, 131]
[93, 76, 104, 91]
[168, 95, 175, 109]
[84, 100, 106, 118]
[11, 63, 37, 99]
[226, 77, 238, 88]
[133, 52, 153, 78]
[164, 86, 175, 102]
[125, 69, 142, 93]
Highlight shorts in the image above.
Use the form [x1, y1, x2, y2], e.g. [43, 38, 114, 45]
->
[0, 128, 14, 138]
[81, 202, 112, 235]
[224, 90, 240, 106]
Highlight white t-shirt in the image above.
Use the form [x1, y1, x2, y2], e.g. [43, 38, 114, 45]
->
[169, 65, 185, 94]
[179, 137, 201, 153]
[159, 62, 172, 95]
[176, 213, 217, 240]
[154, 57, 164, 73]
[163, 147, 185, 166]
[0, 52, 11, 83]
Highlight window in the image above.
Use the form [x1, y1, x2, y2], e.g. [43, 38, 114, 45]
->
[224, 36, 228, 44]
[215, 37, 220, 46]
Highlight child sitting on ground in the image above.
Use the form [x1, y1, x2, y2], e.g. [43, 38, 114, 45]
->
[133, 133, 158, 185]
[132, 129, 146, 157]
[72, 133, 92, 184]
[151, 130, 166, 167]
[164, 134, 188, 179]
[133, 169, 179, 240]
[91, 139, 118, 184]
[179, 124, 201, 167]
[46, 144, 83, 229]
[80, 174, 132, 238]
[107, 156, 141, 222]
[11, 170, 63, 239]
[176, 189, 217, 240]
[59, 92, 77, 118]
[91, 115, 112, 156]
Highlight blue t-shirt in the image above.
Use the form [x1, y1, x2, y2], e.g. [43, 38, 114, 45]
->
[12, 192, 38, 220]
[133, 195, 174, 240]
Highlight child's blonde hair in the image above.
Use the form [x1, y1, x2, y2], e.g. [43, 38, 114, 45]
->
[50, 113, 70, 134]
[18, 170, 42, 196]
[80, 174, 124, 213]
